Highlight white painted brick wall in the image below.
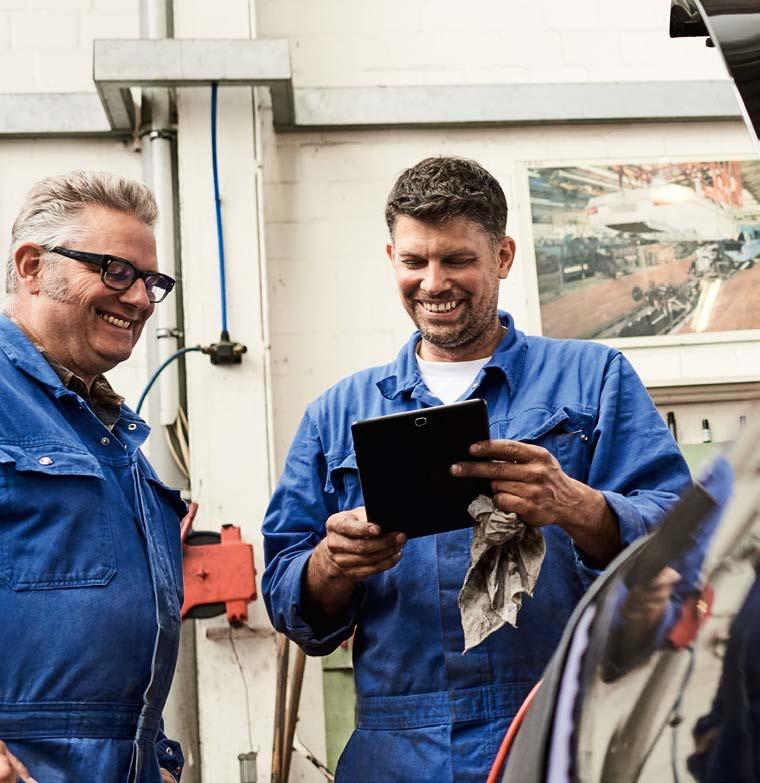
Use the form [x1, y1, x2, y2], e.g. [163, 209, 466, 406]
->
[0, 13, 10, 47]
[256, 0, 727, 86]
[0, 0, 138, 92]
[12, 11, 80, 48]
[0, 1, 732, 94]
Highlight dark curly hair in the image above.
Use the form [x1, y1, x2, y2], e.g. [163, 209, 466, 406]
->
[385, 156, 508, 244]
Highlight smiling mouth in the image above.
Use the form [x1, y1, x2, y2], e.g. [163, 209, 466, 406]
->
[97, 310, 133, 330]
[419, 300, 461, 313]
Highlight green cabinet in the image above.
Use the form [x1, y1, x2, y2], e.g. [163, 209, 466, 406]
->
[322, 643, 355, 772]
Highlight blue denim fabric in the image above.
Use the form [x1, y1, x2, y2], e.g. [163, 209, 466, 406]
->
[262, 312, 691, 783]
[0, 315, 184, 782]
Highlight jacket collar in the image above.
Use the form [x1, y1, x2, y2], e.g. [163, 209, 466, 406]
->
[376, 310, 527, 400]
[0, 313, 67, 394]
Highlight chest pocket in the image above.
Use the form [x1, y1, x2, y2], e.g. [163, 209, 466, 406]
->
[325, 452, 363, 509]
[0, 444, 116, 590]
[504, 408, 594, 482]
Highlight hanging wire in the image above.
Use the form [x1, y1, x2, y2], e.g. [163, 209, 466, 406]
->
[135, 346, 202, 416]
[229, 628, 255, 753]
[211, 82, 229, 335]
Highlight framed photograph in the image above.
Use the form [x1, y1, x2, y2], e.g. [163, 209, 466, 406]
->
[524, 158, 760, 343]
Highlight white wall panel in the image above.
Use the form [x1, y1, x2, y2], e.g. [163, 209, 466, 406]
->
[256, 0, 726, 87]
[0, 0, 139, 92]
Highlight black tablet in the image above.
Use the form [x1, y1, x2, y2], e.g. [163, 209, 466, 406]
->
[351, 399, 491, 538]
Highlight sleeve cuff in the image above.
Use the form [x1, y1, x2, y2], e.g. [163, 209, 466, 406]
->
[282, 550, 365, 656]
[572, 491, 648, 588]
[156, 736, 184, 781]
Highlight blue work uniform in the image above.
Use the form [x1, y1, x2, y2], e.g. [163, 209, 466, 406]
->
[263, 312, 691, 783]
[0, 315, 185, 782]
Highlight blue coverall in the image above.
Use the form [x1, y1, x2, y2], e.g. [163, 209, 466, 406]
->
[0, 315, 184, 782]
[263, 311, 691, 782]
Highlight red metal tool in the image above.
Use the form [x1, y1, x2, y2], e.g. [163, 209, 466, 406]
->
[180, 507, 257, 624]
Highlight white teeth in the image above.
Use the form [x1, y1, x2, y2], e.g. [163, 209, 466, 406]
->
[421, 300, 459, 313]
[98, 312, 131, 329]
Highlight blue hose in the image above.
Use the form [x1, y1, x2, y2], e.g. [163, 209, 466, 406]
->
[211, 82, 229, 334]
[136, 346, 202, 416]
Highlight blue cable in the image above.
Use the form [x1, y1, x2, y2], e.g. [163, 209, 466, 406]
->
[211, 82, 229, 335]
[136, 346, 202, 416]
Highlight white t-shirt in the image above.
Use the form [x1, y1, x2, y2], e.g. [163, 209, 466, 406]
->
[416, 354, 491, 405]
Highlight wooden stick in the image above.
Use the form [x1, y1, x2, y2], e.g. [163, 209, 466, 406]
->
[282, 646, 307, 782]
[271, 633, 290, 783]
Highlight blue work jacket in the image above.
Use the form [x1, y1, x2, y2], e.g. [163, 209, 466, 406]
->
[0, 315, 185, 782]
[263, 312, 691, 783]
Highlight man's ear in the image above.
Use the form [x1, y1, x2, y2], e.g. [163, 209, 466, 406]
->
[14, 243, 44, 294]
[497, 236, 516, 279]
[386, 243, 395, 264]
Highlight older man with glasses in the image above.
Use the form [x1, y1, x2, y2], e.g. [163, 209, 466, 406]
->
[0, 171, 185, 783]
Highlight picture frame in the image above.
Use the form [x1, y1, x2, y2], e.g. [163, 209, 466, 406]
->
[516, 155, 760, 351]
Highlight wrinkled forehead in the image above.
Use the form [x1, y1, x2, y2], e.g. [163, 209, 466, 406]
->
[76, 206, 159, 272]
[392, 215, 495, 255]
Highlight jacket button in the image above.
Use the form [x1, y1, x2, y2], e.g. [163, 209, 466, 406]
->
[100, 437, 110, 446]
[38, 456, 54, 466]
[127, 423, 138, 431]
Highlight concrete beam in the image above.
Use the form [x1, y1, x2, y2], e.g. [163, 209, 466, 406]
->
[0, 80, 744, 138]
[0, 92, 119, 137]
[93, 38, 293, 131]
[290, 80, 742, 130]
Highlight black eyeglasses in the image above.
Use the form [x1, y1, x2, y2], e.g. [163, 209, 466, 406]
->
[48, 246, 176, 303]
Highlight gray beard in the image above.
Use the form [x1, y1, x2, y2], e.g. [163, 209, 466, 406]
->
[39, 275, 75, 304]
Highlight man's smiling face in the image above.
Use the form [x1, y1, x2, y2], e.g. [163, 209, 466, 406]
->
[387, 215, 514, 359]
[27, 204, 157, 383]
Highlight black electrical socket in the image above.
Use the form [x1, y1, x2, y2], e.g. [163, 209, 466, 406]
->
[202, 330, 248, 365]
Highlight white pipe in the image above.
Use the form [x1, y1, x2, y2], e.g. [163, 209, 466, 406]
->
[249, 0, 277, 494]
[141, 0, 180, 428]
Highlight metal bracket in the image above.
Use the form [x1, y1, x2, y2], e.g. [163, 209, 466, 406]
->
[93, 38, 294, 132]
[156, 327, 183, 339]
[289, 81, 741, 130]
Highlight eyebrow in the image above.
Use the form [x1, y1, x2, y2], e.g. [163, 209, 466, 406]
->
[399, 250, 478, 260]
[107, 253, 160, 274]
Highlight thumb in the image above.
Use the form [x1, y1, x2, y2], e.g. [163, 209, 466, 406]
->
[8, 751, 37, 783]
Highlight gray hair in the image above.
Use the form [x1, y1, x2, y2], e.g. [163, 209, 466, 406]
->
[6, 170, 158, 294]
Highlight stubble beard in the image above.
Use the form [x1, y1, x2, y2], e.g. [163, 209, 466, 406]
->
[409, 287, 501, 351]
[39, 264, 77, 305]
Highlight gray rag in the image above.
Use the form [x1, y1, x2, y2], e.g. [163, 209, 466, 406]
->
[458, 494, 546, 653]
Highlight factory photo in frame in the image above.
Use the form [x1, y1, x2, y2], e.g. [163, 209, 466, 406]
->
[528, 159, 760, 340]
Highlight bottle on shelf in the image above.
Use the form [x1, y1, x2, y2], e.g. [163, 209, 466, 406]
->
[667, 411, 678, 442]
[702, 418, 712, 444]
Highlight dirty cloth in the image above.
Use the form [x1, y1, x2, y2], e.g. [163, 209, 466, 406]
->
[459, 495, 546, 652]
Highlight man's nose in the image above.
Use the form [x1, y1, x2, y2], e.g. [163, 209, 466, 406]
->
[118, 278, 152, 311]
[421, 262, 448, 294]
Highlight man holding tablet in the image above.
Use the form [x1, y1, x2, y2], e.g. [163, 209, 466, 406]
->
[262, 156, 690, 782]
